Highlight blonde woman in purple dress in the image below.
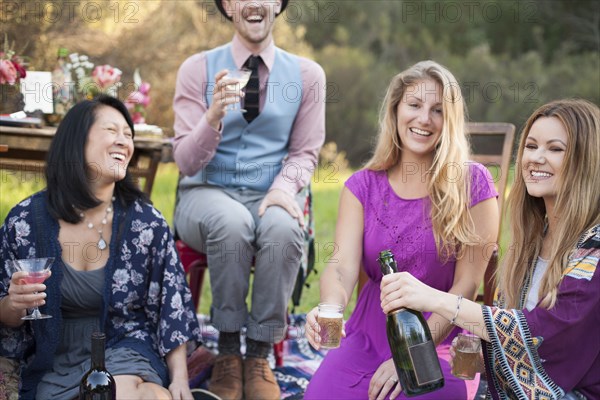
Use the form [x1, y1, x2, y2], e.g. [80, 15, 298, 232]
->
[304, 60, 499, 399]
[381, 99, 600, 399]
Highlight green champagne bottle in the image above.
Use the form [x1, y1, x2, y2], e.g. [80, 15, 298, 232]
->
[378, 250, 444, 396]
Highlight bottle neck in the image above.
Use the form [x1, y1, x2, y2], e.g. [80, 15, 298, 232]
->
[91, 337, 106, 369]
[378, 252, 398, 276]
[378, 251, 403, 315]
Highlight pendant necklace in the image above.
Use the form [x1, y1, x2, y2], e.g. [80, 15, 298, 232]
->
[79, 196, 115, 250]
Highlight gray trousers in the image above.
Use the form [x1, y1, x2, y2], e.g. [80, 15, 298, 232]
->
[174, 185, 305, 343]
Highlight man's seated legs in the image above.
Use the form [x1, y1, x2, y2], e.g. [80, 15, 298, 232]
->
[247, 202, 304, 343]
[175, 186, 305, 399]
[175, 185, 255, 400]
[243, 192, 305, 399]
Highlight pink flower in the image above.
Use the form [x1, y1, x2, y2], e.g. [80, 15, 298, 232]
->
[127, 90, 151, 108]
[92, 65, 122, 88]
[130, 111, 145, 124]
[139, 82, 151, 95]
[125, 71, 151, 124]
[0, 59, 17, 85]
[126, 79, 151, 109]
[11, 59, 26, 80]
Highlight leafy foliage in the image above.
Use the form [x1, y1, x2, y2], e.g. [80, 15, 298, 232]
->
[291, 0, 599, 166]
[5, 0, 599, 168]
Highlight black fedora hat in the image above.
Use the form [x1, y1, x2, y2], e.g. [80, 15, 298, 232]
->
[215, 0, 289, 21]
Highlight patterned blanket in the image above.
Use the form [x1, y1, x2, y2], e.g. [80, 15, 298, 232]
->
[188, 314, 325, 399]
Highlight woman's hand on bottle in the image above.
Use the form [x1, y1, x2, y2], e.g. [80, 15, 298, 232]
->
[368, 359, 402, 400]
[380, 272, 439, 314]
[305, 306, 346, 350]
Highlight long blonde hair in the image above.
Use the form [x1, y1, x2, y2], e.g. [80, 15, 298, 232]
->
[499, 99, 600, 309]
[364, 60, 476, 258]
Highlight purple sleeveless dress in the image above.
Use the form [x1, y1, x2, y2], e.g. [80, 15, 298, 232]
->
[305, 163, 497, 399]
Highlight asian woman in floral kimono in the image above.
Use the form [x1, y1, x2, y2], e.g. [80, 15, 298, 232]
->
[0, 95, 203, 400]
[380, 98, 600, 399]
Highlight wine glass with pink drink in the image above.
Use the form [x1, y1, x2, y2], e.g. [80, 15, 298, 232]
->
[12, 258, 54, 320]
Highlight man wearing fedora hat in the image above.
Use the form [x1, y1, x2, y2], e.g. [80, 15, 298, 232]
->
[172, 0, 326, 398]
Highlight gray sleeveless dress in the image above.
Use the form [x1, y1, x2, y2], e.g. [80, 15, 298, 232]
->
[35, 262, 162, 400]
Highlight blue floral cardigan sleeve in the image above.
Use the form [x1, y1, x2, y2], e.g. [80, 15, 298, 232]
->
[0, 192, 202, 398]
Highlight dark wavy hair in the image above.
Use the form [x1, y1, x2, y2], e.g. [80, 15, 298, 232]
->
[45, 95, 147, 223]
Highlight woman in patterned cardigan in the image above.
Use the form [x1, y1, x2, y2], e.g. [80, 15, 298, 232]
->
[0, 95, 202, 400]
[381, 99, 600, 399]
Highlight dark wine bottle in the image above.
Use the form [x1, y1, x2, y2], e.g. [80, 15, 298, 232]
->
[79, 332, 116, 400]
[378, 250, 444, 397]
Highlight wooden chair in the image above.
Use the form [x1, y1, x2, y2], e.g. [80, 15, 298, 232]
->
[468, 122, 515, 305]
[175, 186, 315, 367]
[357, 122, 515, 305]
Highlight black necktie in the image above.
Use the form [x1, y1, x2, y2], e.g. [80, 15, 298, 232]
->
[244, 56, 260, 123]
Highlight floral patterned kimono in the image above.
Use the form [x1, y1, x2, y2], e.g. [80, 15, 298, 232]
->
[0, 191, 202, 399]
[482, 225, 600, 399]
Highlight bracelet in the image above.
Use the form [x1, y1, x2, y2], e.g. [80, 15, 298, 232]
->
[450, 294, 463, 325]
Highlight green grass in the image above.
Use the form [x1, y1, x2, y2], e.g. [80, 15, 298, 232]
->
[0, 163, 512, 315]
[304, 167, 358, 318]
[1, 168, 47, 220]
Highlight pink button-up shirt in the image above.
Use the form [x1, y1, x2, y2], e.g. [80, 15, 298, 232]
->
[172, 35, 326, 196]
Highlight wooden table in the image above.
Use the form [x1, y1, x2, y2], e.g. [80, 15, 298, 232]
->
[0, 125, 171, 195]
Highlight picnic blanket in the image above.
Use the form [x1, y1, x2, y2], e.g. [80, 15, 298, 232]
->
[187, 314, 325, 399]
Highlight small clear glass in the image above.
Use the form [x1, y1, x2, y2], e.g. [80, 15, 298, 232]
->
[317, 303, 344, 349]
[222, 68, 252, 112]
[452, 333, 482, 380]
